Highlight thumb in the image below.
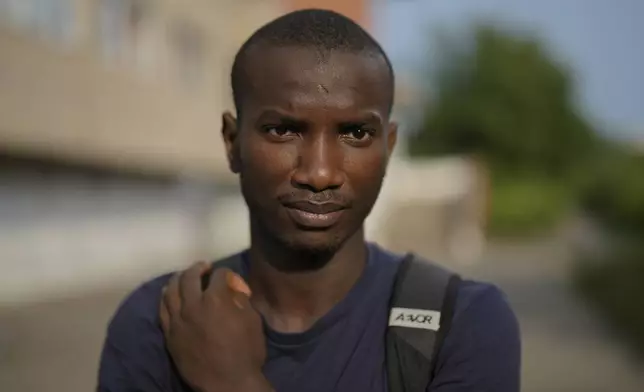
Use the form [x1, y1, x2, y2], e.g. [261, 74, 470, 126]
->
[226, 271, 251, 297]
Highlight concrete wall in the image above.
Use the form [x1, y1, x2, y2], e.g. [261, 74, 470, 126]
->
[366, 156, 487, 265]
[0, 157, 253, 305]
[0, 0, 283, 178]
[0, 160, 203, 304]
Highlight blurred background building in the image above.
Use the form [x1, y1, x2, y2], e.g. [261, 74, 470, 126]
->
[1, 1, 643, 391]
[0, 0, 281, 302]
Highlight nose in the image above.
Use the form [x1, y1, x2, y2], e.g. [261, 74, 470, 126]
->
[291, 133, 345, 192]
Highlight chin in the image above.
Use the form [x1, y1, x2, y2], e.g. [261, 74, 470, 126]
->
[281, 230, 343, 256]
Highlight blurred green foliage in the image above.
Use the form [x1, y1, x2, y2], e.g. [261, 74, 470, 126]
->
[410, 26, 597, 177]
[409, 25, 598, 235]
[574, 145, 644, 357]
[573, 245, 644, 357]
[488, 173, 572, 237]
[411, 23, 644, 356]
[581, 147, 644, 236]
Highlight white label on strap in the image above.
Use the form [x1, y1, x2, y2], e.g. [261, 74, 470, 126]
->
[389, 307, 441, 331]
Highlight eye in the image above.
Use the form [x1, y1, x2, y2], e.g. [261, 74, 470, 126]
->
[340, 124, 375, 143]
[263, 125, 298, 140]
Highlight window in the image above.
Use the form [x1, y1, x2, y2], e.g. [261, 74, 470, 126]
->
[168, 19, 207, 89]
[0, 0, 77, 47]
[98, 0, 157, 72]
[35, 0, 76, 45]
[98, 0, 122, 60]
[0, 0, 36, 30]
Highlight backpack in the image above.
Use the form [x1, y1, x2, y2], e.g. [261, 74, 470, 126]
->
[207, 251, 461, 392]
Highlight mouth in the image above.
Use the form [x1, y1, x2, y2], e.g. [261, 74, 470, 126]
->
[282, 201, 346, 229]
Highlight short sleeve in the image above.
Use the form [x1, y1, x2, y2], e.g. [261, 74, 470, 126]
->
[97, 274, 180, 392]
[427, 281, 521, 392]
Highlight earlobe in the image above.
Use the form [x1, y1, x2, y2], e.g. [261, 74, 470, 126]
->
[221, 111, 241, 173]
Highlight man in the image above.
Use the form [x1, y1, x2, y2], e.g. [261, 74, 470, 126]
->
[98, 9, 520, 392]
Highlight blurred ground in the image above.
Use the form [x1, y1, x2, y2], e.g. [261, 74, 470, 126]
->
[459, 237, 644, 392]
[2, 235, 644, 392]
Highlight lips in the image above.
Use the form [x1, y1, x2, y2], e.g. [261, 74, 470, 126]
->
[283, 201, 345, 214]
[282, 201, 346, 229]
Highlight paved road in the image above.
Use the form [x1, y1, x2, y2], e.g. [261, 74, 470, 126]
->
[1, 238, 643, 392]
[456, 237, 644, 392]
[0, 285, 129, 392]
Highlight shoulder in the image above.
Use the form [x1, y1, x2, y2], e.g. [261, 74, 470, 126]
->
[98, 273, 177, 389]
[108, 273, 173, 334]
[430, 279, 521, 391]
[449, 279, 521, 349]
[452, 279, 517, 328]
[451, 280, 521, 351]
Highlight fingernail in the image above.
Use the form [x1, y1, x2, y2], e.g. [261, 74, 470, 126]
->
[227, 273, 251, 296]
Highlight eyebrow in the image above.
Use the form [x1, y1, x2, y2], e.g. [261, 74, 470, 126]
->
[256, 109, 303, 124]
[256, 108, 384, 124]
[353, 111, 383, 124]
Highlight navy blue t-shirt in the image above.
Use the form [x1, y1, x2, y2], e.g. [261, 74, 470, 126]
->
[98, 244, 520, 391]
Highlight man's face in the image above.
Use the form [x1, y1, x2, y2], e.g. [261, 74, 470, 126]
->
[223, 47, 397, 255]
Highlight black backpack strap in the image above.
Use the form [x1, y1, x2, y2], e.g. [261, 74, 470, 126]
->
[386, 253, 462, 392]
[200, 252, 245, 290]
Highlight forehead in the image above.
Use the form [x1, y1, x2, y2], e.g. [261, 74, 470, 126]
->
[241, 47, 391, 117]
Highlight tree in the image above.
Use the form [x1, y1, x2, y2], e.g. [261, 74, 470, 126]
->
[409, 25, 597, 178]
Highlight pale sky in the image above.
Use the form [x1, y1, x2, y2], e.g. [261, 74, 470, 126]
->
[373, 0, 644, 139]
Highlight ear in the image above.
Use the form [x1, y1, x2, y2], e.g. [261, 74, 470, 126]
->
[221, 111, 240, 174]
[386, 121, 398, 160]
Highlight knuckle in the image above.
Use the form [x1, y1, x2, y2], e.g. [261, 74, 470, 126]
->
[162, 287, 176, 303]
[179, 299, 199, 319]
[204, 291, 224, 307]
[211, 268, 227, 280]
[169, 319, 183, 336]
[179, 307, 191, 321]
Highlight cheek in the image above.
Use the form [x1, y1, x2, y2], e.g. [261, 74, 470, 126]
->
[344, 148, 388, 192]
[240, 138, 296, 183]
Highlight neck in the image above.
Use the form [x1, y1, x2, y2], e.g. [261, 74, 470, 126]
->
[247, 227, 368, 334]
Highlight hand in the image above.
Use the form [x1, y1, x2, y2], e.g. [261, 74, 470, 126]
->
[160, 262, 271, 392]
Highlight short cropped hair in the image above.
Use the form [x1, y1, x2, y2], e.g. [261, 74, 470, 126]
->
[231, 9, 395, 116]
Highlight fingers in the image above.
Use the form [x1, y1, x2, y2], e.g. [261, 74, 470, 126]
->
[227, 272, 252, 309]
[227, 271, 252, 297]
[163, 266, 251, 319]
[161, 263, 250, 340]
[206, 268, 233, 296]
[179, 261, 212, 303]
[163, 272, 181, 317]
[162, 262, 212, 315]
[206, 269, 251, 306]
[159, 291, 171, 337]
